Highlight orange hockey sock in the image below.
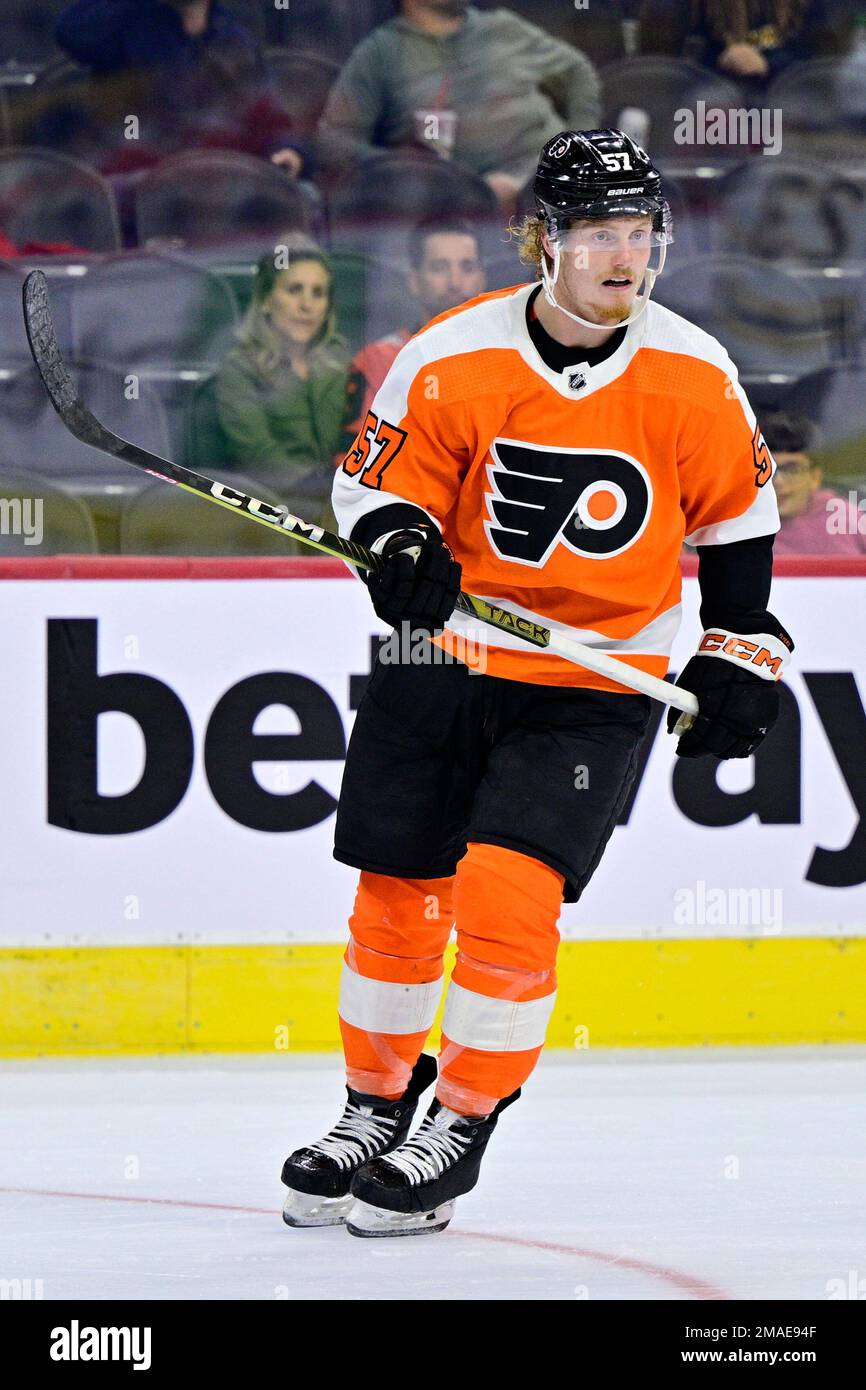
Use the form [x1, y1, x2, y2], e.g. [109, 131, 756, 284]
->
[438, 843, 563, 1116]
[339, 871, 454, 1099]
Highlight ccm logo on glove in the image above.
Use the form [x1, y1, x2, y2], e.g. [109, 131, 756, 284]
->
[667, 616, 794, 760]
[697, 628, 792, 681]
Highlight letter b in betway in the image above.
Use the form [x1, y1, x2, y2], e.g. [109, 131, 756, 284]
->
[48, 619, 193, 833]
[47, 619, 346, 834]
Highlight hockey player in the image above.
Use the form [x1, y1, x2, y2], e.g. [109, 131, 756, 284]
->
[281, 129, 794, 1237]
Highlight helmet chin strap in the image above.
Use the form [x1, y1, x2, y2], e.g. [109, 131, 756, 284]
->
[540, 239, 667, 331]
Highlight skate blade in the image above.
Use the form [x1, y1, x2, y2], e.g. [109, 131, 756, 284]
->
[282, 1188, 354, 1228]
[345, 1198, 455, 1238]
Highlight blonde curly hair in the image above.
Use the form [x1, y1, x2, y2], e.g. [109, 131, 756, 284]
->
[507, 214, 549, 275]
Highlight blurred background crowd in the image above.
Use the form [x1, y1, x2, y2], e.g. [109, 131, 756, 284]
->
[0, 0, 865, 557]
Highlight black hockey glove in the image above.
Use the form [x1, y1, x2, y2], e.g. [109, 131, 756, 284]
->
[667, 616, 794, 759]
[366, 525, 462, 634]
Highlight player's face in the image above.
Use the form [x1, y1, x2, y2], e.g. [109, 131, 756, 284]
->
[773, 450, 821, 518]
[266, 261, 330, 347]
[550, 217, 654, 325]
[409, 234, 486, 318]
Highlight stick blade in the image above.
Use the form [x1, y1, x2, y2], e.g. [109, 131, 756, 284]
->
[22, 267, 132, 459]
[22, 269, 79, 417]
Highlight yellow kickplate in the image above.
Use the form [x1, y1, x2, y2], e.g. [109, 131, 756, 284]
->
[0, 937, 863, 1057]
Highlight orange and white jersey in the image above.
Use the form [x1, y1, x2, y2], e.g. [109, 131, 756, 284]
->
[332, 282, 780, 691]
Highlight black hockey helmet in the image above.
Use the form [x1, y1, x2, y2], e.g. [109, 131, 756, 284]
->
[533, 128, 672, 244]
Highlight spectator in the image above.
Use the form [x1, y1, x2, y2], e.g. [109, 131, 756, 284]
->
[342, 216, 487, 447]
[684, 0, 834, 83]
[54, 0, 312, 176]
[317, 0, 601, 214]
[214, 237, 350, 525]
[764, 411, 866, 554]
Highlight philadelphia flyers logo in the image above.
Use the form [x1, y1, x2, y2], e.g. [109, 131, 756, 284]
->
[547, 135, 571, 160]
[484, 440, 652, 566]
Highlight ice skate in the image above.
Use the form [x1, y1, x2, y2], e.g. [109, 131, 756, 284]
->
[346, 1088, 520, 1237]
[281, 1051, 438, 1227]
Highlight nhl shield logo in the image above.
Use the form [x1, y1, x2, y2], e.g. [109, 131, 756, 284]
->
[568, 370, 588, 392]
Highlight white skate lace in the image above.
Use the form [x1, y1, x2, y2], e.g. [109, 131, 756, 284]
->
[309, 1103, 397, 1172]
[380, 1110, 473, 1186]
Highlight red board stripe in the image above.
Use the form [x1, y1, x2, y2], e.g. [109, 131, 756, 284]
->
[0, 555, 864, 580]
[0, 556, 351, 579]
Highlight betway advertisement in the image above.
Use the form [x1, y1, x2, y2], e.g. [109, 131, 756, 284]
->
[1, 571, 864, 946]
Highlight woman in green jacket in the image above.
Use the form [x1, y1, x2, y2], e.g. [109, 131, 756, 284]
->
[215, 235, 350, 530]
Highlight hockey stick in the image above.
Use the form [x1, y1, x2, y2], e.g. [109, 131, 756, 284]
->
[21, 269, 697, 726]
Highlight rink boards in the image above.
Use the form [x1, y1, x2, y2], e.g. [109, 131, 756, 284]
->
[1, 556, 865, 1054]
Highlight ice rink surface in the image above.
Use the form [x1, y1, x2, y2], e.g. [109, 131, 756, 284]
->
[1, 1047, 864, 1301]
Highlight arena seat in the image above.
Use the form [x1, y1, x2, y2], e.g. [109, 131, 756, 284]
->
[767, 58, 854, 134]
[264, 48, 340, 139]
[71, 253, 240, 374]
[133, 150, 316, 252]
[0, 358, 171, 482]
[717, 157, 866, 267]
[0, 147, 121, 252]
[653, 254, 835, 378]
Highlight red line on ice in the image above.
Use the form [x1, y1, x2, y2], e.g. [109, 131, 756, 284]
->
[449, 1228, 727, 1300]
[0, 1185, 727, 1299]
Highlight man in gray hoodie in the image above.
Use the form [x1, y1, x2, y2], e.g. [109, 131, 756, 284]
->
[318, 0, 601, 213]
